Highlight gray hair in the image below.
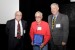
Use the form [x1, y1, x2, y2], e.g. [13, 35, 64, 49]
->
[15, 11, 22, 15]
[35, 11, 43, 17]
[50, 3, 59, 8]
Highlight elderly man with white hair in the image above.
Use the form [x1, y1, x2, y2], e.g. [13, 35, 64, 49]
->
[6, 11, 27, 50]
[48, 3, 69, 50]
[30, 11, 51, 50]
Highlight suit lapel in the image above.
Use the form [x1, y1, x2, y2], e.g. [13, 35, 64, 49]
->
[56, 13, 61, 23]
[21, 20, 24, 30]
[54, 13, 62, 29]
[50, 15, 53, 29]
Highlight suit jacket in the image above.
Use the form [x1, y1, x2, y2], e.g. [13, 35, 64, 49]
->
[6, 19, 27, 49]
[48, 13, 69, 45]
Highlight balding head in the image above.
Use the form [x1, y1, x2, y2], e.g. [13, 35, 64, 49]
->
[50, 3, 59, 16]
[15, 11, 22, 21]
[15, 11, 22, 15]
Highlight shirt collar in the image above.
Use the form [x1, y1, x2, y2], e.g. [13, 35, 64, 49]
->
[53, 12, 59, 19]
[36, 21, 43, 26]
[15, 19, 21, 24]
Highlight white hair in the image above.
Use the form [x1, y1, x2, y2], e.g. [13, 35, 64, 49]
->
[35, 11, 43, 17]
[15, 11, 22, 15]
[50, 3, 59, 8]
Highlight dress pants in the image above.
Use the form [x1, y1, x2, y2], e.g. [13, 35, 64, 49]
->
[8, 37, 24, 50]
[50, 39, 66, 50]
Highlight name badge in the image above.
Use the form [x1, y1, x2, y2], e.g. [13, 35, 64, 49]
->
[37, 26, 42, 30]
[24, 30, 26, 34]
[56, 24, 61, 28]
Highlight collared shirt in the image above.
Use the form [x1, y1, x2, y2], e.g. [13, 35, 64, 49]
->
[52, 12, 59, 20]
[30, 21, 51, 45]
[15, 19, 23, 37]
[52, 16, 57, 20]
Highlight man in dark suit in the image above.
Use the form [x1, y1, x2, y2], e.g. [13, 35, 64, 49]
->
[6, 11, 27, 50]
[48, 3, 69, 50]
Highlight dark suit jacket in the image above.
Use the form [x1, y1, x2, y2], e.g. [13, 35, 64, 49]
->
[48, 13, 69, 45]
[6, 19, 27, 50]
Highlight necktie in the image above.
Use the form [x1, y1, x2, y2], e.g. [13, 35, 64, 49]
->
[52, 17, 56, 29]
[17, 21, 21, 39]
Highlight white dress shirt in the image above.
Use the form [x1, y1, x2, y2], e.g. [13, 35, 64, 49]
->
[15, 19, 23, 37]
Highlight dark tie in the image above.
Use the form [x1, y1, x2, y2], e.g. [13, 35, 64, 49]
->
[52, 17, 56, 29]
[17, 21, 21, 39]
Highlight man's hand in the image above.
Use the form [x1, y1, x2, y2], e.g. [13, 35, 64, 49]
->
[31, 42, 34, 45]
[40, 43, 44, 48]
[62, 42, 66, 46]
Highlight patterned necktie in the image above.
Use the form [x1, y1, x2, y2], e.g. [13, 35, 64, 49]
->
[52, 16, 56, 29]
[17, 21, 21, 39]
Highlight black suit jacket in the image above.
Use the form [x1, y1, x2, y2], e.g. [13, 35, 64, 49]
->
[6, 19, 27, 49]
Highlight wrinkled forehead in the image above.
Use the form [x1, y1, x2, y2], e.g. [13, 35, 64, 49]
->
[51, 5, 58, 9]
